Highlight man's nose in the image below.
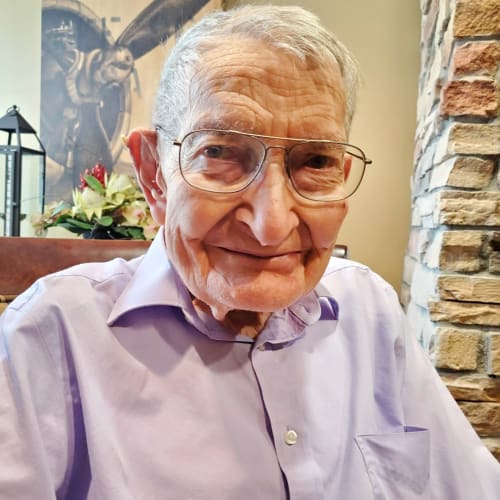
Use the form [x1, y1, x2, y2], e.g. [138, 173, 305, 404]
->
[236, 152, 300, 246]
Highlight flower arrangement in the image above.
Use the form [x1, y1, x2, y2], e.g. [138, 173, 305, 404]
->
[32, 164, 159, 240]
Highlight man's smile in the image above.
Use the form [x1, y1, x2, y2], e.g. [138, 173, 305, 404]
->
[217, 246, 303, 259]
[208, 245, 305, 272]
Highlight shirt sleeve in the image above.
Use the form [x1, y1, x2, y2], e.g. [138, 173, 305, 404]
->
[401, 316, 500, 498]
[0, 289, 78, 500]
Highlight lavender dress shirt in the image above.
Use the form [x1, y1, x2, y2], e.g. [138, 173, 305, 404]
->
[1, 231, 499, 499]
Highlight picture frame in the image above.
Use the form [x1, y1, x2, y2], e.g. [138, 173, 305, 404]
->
[40, 0, 222, 203]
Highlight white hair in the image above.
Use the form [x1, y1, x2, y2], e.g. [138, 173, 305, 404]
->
[153, 4, 360, 139]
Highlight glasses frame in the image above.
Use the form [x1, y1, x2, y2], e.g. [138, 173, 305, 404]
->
[162, 127, 372, 202]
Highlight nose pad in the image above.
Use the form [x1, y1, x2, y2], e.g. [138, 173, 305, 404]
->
[254, 145, 290, 187]
[262, 145, 288, 169]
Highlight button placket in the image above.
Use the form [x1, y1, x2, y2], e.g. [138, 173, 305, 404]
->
[251, 334, 323, 499]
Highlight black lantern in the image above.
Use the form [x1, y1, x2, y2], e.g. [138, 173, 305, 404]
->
[0, 105, 46, 236]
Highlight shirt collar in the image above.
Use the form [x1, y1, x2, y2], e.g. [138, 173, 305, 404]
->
[108, 228, 338, 343]
[108, 228, 187, 325]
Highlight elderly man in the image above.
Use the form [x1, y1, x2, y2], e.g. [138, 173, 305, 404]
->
[1, 5, 499, 500]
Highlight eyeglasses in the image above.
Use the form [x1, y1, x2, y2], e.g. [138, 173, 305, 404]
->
[166, 128, 371, 202]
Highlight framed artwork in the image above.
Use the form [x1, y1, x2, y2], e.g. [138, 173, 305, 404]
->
[41, 0, 222, 203]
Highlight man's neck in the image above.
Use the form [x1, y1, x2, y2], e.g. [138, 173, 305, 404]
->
[192, 298, 271, 339]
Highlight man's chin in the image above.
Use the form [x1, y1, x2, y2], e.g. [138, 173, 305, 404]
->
[216, 286, 305, 315]
[191, 265, 319, 318]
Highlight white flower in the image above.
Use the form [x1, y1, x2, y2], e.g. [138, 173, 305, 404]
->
[106, 172, 135, 197]
[73, 188, 106, 220]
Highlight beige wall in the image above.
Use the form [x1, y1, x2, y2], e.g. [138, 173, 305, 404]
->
[1, 0, 420, 289]
[226, 0, 421, 290]
[0, 0, 42, 236]
[0, 0, 42, 130]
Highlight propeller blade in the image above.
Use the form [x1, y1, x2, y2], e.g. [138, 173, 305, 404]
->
[116, 0, 211, 60]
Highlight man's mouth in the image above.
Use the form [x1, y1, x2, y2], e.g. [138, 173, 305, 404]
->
[218, 246, 302, 259]
[209, 246, 308, 273]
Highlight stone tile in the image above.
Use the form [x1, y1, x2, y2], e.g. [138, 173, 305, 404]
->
[447, 156, 495, 189]
[454, 0, 500, 37]
[438, 275, 500, 303]
[442, 373, 500, 402]
[439, 230, 484, 272]
[439, 191, 500, 226]
[458, 401, 500, 437]
[448, 123, 500, 155]
[452, 40, 500, 77]
[441, 79, 499, 118]
[429, 300, 500, 326]
[431, 327, 480, 370]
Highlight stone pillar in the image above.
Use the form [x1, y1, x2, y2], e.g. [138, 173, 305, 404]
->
[403, 0, 500, 459]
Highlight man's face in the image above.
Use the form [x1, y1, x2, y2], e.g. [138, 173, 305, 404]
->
[159, 39, 349, 318]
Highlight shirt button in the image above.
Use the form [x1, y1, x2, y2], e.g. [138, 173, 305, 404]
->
[284, 429, 298, 446]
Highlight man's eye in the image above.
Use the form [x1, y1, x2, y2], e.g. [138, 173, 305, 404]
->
[307, 155, 331, 169]
[204, 145, 225, 158]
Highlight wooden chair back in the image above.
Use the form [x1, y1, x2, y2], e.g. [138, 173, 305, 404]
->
[0, 237, 150, 312]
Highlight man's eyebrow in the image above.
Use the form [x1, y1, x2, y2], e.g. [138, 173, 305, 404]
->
[192, 117, 256, 133]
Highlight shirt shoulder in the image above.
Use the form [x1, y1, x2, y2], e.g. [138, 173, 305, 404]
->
[320, 257, 400, 308]
[4, 256, 141, 322]
[316, 257, 407, 356]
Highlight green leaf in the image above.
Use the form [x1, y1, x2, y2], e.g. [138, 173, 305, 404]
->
[65, 217, 94, 230]
[112, 226, 129, 236]
[113, 225, 144, 240]
[97, 215, 113, 227]
[125, 226, 145, 240]
[53, 213, 71, 223]
[58, 222, 86, 234]
[84, 174, 105, 194]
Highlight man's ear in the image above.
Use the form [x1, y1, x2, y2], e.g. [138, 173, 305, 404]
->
[124, 128, 166, 224]
[343, 154, 352, 181]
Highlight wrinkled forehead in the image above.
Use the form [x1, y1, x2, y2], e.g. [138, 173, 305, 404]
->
[181, 38, 347, 139]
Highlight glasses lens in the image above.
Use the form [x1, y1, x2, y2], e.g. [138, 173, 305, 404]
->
[288, 142, 366, 201]
[179, 130, 265, 192]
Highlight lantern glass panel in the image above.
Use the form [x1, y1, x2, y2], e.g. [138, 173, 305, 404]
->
[0, 154, 4, 236]
[0, 148, 45, 237]
[21, 155, 45, 236]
